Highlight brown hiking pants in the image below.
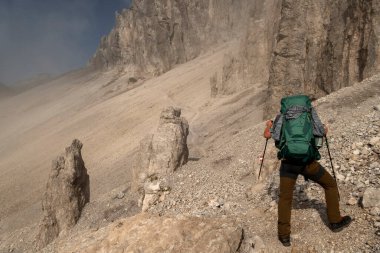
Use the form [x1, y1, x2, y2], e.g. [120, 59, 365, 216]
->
[278, 160, 341, 238]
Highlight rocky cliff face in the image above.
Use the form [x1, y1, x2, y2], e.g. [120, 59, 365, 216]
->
[266, 0, 380, 116]
[89, 0, 253, 78]
[90, 0, 380, 117]
[211, 0, 281, 96]
[208, 0, 380, 116]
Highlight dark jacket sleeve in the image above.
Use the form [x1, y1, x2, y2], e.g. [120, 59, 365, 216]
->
[271, 114, 283, 141]
[311, 107, 325, 136]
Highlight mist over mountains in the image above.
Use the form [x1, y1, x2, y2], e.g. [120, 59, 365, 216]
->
[0, 0, 131, 85]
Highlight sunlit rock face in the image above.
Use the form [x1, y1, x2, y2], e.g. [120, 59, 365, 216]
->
[89, 0, 253, 77]
[55, 213, 244, 253]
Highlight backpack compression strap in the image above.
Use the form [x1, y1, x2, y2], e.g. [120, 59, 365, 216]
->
[271, 106, 324, 141]
[284, 105, 311, 120]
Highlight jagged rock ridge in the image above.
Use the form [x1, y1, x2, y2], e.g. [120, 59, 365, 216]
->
[89, 0, 253, 78]
[90, 0, 380, 117]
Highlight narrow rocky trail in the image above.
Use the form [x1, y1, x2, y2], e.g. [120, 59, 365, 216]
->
[146, 76, 380, 252]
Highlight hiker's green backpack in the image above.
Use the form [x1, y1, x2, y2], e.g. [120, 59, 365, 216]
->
[275, 95, 320, 164]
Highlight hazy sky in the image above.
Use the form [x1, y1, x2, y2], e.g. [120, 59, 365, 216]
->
[0, 0, 132, 85]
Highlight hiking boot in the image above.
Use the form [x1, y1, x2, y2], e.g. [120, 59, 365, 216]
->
[330, 216, 352, 232]
[278, 236, 291, 247]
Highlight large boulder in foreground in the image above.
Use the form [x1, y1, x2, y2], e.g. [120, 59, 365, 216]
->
[35, 139, 90, 249]
[55, 213, 244, 253]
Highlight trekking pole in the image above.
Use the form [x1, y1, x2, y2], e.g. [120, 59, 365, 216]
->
[258, 138, 269, 179]
[324, 135, 340, 201]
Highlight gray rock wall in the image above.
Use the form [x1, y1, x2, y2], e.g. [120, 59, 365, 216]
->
[210, 0, 380, 117]
[266, 0, 380, 117]
[90, 0, 380, 118]
[211, 0, 282, 96]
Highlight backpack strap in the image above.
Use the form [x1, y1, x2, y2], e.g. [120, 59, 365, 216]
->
[284, 105, 311, 120]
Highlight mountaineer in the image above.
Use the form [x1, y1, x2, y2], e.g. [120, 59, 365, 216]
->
[263, 95, 352, 247]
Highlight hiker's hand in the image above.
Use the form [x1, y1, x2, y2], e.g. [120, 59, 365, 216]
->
[324, 124, 328, 135]
[264, 120, 273, 139]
